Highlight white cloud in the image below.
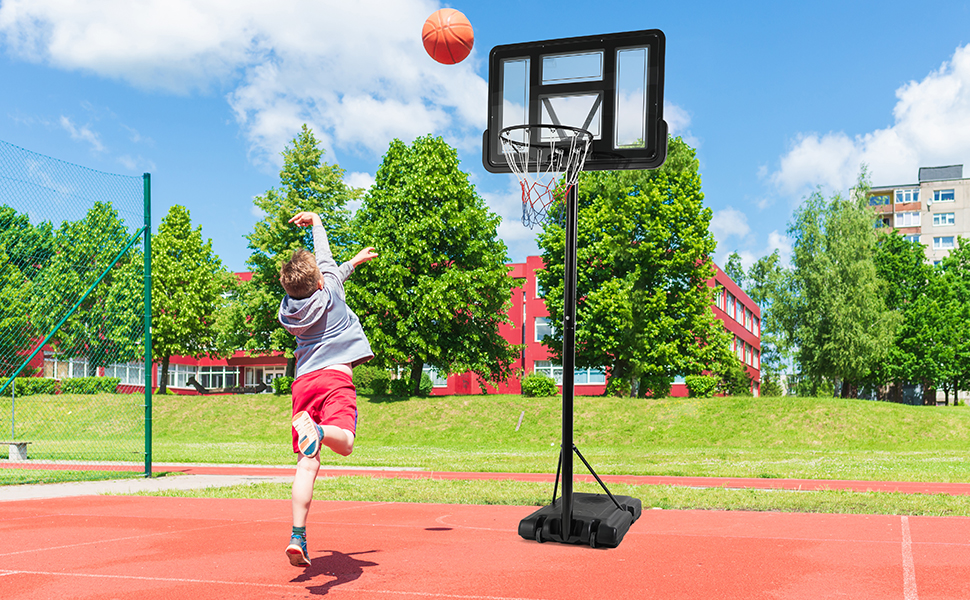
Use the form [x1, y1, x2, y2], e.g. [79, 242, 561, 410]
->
[771, 43, 970, 197]
[59, 115, 104, 152]
[0, 0, 486, 166]
[709, 207, 751, 245]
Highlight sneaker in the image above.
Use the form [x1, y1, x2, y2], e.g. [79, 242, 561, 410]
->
[292, 411, 323, 458]
[286, 535, 311, 567]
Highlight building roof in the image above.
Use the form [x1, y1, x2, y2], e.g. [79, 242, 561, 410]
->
[919, 165, 964, 182]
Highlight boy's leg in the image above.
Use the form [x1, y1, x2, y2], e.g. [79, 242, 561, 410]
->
[319, 426, 355, 456]
[288, 453, 320, 567]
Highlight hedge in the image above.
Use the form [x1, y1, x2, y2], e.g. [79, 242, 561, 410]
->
[0, 377, 58, 397]
[60, 377, 121, 395]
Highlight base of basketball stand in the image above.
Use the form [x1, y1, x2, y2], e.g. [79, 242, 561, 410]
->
[518, 493, 642, 548]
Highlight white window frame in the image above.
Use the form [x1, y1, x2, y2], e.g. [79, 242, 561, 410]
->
[198, 365, 239, 389]
[168, 364, 198, 389]
[534, 360, 563, 384]
[534, 317, 555, 342]
[104, 362, 146, 386]
[894, 211, 920, 227]
[933, 212, 955, 226]
[423, 366, 449, 388]
[934, 236, 956, 250]
[934, 189, 955, 203]
[533, 361, 605, 385]
[895, 189, 919, 204]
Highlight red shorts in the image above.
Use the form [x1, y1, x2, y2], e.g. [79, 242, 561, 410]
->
[291, 369, 358, 454]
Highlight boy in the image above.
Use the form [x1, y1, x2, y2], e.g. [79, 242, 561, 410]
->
[277, 211, 377, 567]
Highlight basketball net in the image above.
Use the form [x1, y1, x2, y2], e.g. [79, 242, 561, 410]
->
[500, 125, 592, 229]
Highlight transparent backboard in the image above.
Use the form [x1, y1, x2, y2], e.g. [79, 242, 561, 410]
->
[483, 29, 667, 173]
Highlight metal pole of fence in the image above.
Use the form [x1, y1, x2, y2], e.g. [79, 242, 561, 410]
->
[143, 172, 152, 478]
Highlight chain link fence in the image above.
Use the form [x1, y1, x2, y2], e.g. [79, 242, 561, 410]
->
[0, 139, 150, 483]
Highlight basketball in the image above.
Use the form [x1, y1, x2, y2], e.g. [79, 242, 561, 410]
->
[422, 8, 474, 65]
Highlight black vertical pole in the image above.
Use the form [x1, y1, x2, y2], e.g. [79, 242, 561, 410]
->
[560, 183, 579, 542]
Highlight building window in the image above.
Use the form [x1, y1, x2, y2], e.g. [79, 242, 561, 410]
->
[244, 366, 286, 387]
[875, 216, 891, 229]
[727, 294, 736, 320]
[575, 367, 607, 385]
[895, 189, 919, 204]
[902, 234, 920, 243]
[104, 362, 146, 386]
[934, 236, 956, 250]
[423, 366, 449, 388]
[534, 360, 563, 384]
[533, 361, 605, 385]
[168, 364, 198, 389]
[934, 189, 955, 203]
[869, 194, 891, 206]
[534, 317, 555, 342]
[894, 212, 920, 227]
[43, 355, 90, 379]
[535, 275, 547, 299]
[753, 317, 760, 337]
[933, 212, 955, 226]
[198, 366, 238, 389]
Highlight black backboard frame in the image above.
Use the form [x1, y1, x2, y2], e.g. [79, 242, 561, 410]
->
[483, 29, 667, 173]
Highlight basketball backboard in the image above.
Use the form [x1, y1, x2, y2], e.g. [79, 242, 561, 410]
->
[483, 29, 667, 173]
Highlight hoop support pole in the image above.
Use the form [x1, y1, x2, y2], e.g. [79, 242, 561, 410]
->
[560, 183, 579, 540]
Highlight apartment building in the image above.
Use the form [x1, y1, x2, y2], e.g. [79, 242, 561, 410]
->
[868, 164, 970, 264]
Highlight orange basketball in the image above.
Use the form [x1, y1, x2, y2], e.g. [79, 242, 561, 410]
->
[422, 8, 474, 65]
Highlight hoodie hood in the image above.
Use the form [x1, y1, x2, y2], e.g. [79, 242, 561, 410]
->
[278, 291, 328, 337]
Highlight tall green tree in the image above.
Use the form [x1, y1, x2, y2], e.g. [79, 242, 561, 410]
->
[216, 125, 356, 376]
[872, 231, 934, 402]
[0, 206, 54, 378]
[349, 135, 519, 393]
[32, 201, 144, 374]
[744, 249, 789, 395]
[151, 205, 232, 393]
[536, 136, 729, 397]
[785, 176, 899, 397]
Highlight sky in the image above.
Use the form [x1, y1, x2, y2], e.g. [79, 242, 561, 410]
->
[2, 0, 970, 274]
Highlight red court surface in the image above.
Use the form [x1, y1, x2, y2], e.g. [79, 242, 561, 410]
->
[3, 494, 970, 599]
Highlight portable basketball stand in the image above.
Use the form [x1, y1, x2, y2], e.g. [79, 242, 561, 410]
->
[483, 29, 668, 549]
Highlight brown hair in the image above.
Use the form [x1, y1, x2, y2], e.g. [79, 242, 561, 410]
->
[279, 248, 320, 299]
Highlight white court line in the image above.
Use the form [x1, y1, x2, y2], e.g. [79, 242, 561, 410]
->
[901, 516, 918, 600]
[1, 570, 552, 600]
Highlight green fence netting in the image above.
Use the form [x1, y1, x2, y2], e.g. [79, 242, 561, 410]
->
[0, 139, 151, 483]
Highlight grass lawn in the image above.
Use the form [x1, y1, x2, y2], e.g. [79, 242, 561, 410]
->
[7, 391, 970, 514]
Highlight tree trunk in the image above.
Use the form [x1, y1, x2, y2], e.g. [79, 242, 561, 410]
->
[410, 360, 424, 395]
[286, 356, 296, 378]
[159, 355, 170, 394]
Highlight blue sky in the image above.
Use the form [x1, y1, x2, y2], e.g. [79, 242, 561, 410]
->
[2, 0, 970, 273]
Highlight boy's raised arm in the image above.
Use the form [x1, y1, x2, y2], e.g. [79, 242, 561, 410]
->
[288, 211, 337, 270]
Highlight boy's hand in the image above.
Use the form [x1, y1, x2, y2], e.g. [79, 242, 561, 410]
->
[350, 247, 378, 268]
[288, 212, 322, 227]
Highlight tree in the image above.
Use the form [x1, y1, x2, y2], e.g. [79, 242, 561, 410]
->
[0, 206, 54, 378]
[872, 231, 934, 402]
[723, 251, 746, 289]
[784, 174, 899, 397]
[32, 202, 144, 375]
[151, 205, 232, 393]
[349, 135, 519, 393]
[536, 136, 729, 397]
[744, 250, 790, 394]
[216, 125, 357, 376]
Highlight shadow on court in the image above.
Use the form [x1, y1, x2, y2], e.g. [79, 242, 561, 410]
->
[290, 549, 379, 596]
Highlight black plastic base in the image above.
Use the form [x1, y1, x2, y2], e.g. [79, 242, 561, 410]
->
[518, 493, 642, 548]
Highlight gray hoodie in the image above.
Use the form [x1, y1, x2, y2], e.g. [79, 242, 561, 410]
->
[278, 225, 374, 378]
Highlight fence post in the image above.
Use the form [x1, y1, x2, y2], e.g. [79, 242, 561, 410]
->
[143, 173, 153, 478]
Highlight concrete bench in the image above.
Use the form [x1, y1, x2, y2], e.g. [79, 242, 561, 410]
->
[2, 441, 31, 461]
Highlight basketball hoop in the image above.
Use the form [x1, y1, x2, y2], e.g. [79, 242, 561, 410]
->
[499, 124, 592, 229]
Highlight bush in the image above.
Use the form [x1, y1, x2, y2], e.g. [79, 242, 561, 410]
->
[272, 376, 294, 396]
[389, 377, 413, 397]
[353, 365, 391, 395]
[61, 377, 120, 394]
[521, 373, 559, 397]
[638, 375, 672, 399]
[685, 375, 718, 398]
[0, 377, 58, 397]
[418, 372, 434, 397]
[605, 377, 630, 397]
